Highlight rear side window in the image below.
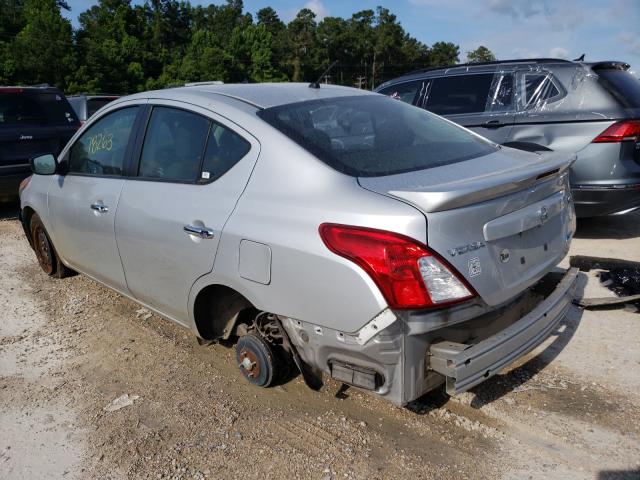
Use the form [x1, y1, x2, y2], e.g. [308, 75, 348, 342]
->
[597, 69, 640, 108]
[377, 80, 426, 104]
[138, 106, 250, 183]
[69, 107, 139, 176]
[0, 91, 78, 126]
[139, 107, 210, 181]
[426, 74, 494, 115]
[258, 95, 496, 177]
[201, 123, 251, 182]
[523, 74, 561, 108]
[87, 98, 117, 117]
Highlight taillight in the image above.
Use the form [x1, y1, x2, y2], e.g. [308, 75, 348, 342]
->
[319, 223, 475, 310]
[592, 120, 640, 143]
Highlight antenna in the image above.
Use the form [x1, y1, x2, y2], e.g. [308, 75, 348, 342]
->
[309, 60, 338, 89]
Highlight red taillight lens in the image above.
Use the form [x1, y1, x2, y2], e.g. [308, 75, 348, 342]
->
[319, 223, 475, 310]
[592, 120, 640, 143]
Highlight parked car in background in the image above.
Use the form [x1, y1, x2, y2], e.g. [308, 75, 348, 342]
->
[20, 83, 576, 406]
[67, 94, 120, 123]
[0, 85, 80, 200]
[377, 59, 640, 217]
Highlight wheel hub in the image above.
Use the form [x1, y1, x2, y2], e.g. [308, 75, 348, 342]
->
[238, 349, 260, 378]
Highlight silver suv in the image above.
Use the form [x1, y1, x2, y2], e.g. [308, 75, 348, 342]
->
[377, 59, 640, 217]
[20, 83, 577, 406]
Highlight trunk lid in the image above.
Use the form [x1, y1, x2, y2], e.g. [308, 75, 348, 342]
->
[359, 147, 576, 306]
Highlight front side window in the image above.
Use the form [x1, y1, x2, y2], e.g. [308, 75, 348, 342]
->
[426, 74, 494, 115]
[87, 97, 118, 117]
[69, 106, 138, 176]
[138, 107, 211, 181]
[258, 95, 497, 177]
[486, 73, 514, 112]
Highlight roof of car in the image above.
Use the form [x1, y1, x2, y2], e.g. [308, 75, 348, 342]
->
[0, 85, 63, 93]
[377, 58, 631, 89]
[128, 82, 377, 109]
[66, 93, 120, 99]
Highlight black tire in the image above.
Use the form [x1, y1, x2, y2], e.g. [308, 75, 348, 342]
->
[236, 332, 276, 387]
[30, 213, 73, 278]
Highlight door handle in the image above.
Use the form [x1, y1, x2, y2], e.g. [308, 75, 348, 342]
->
[482, 120, 503, 129]
[90, 203, 109, 213]
[183, 224, 215, 239]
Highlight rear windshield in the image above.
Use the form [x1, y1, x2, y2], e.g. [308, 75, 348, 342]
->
[0, 91, 79, 126]
[257, 95, 496, 177]
[597, 69, 640, 108]
[87, 97, 117, 117]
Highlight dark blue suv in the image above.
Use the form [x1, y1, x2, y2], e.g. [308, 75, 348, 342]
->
[0, 85, 80, 200]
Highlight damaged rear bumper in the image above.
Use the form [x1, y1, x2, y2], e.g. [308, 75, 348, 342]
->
[282, 268, 579, 406]
[428, 267, 579, 395]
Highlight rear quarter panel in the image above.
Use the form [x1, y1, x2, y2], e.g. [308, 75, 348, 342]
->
[508, 65, 623, 153]
[189, 127, 427, 334]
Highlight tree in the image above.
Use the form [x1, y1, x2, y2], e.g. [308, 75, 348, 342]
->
[256, 7, 288, 78]
[372, 7, 406, 88]
[11, 0, 74, 87]
[226, 24, 280, 82]
[287, 8, 318, 81]
[2, 1, 466, 93]
[70, 0, 146, 93]
[429, 41, 459, 67]
[466, 45, 496, 63]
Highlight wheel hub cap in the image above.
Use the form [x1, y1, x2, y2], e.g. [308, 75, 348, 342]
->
[238, 349, 260, 378]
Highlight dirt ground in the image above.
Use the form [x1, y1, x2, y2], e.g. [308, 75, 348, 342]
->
[1, 202, 639, 480]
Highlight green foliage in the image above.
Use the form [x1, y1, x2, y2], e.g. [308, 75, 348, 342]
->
[466, 45, 497, 63]
[2, 0, 463, 92]
[1, 0, 74, 86]
[429, 41, 460, 67]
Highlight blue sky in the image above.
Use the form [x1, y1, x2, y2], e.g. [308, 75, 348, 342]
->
[62, 0, 640, 73]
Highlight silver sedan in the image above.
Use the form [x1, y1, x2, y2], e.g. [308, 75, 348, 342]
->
[20, 83, 577, 406]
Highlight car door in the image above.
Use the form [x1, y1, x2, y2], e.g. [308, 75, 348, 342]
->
[115, 101, 259, 325]
[48, 104, 142, 291]
[420, 71, 516, 144]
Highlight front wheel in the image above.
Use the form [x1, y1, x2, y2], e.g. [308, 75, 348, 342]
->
[30, 213, 73, 278]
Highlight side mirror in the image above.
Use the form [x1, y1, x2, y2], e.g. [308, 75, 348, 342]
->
[30, 153, 57, 175]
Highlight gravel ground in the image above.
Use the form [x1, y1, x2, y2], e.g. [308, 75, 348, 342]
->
[0, 202, 639, 480]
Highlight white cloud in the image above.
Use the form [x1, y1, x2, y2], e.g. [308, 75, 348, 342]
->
[303, 0, 328, 20]
[486, 0, 585, 29]
[487, 0, 545, 18]
[549, 47, 569, 59]
[511, 47, 541, 59]
[619, 31, 640, 56]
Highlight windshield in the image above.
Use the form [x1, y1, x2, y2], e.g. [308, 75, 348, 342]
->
[597, 69, 640, 108]
[258, 95, 496, 177]
[0, 91, 79, 126]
